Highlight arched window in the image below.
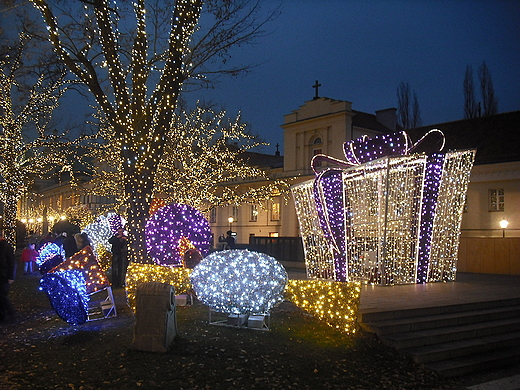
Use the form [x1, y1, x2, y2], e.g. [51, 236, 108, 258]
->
[312, 136, 322, 145]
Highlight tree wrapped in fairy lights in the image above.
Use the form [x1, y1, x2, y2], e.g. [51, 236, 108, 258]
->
[29, 0, 284, 263]
[0, 33, 71, 246]
[89, 104, 289, 214]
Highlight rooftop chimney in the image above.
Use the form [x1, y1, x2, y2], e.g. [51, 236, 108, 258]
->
[375, 108, 397, 131]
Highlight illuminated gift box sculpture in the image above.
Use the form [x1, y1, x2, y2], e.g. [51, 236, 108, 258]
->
[40, 246, 115, 325]
[292, 130, 475, 285]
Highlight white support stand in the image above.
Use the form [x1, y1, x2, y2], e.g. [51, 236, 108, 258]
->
[87, 286, 117, 321]
[208, 310, 271, 331]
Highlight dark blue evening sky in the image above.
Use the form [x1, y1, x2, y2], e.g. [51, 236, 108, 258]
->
[194, 0, 520, 154]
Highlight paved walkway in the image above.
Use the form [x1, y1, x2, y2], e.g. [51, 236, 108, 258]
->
[358, 272, 520, 314]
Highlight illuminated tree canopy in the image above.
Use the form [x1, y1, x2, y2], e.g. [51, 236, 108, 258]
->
[28, 0, 282, 262]
[0, 33, 71, 245]
[87, 105, 289, 213]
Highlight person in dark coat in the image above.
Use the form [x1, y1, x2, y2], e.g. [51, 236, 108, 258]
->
[225, 230, 236, 249]
[108, 228, 128, 287]
[53, 231, 67, 247]
[62, 232, 79, 258]
[0, 235, 17, 321]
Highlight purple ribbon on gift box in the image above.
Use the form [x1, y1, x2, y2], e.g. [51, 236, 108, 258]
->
[312, 130, 445, 283]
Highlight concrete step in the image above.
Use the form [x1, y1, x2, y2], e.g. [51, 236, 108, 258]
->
[380, 317, 520, 349]
[359, 297, 520, 323]
[424, 345, 520, 378]
[361, 305, 520, 336]
[359, 298, 520, 377]
[401, 330, 520, 364]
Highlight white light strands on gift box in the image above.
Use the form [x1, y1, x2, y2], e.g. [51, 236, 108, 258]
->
[294, 130, 475, 285]
[291, 181, 335, 280]
[190, 250, 288, 315]
[425, 150, 475, 282]
[342, 154, 427, 284]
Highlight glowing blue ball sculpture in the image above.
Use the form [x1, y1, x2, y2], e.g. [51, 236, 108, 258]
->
[190, 250, 288, 315]
[145, 204, 212, 266]
[40, 270, 89, 325]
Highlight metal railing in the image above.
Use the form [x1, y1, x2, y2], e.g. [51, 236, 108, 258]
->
[248, 236, 305, 263]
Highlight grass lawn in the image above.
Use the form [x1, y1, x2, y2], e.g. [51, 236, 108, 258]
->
[1, 270, 465, 389]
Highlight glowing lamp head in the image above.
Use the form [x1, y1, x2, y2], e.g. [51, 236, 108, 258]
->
[499, 220, 509, 229]
[228, 216, 234, 224]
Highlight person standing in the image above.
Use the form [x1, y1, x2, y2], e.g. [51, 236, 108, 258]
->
[0, 235, 17, 321]
[108, 228, 128, 288]
[63, 232, 79, 258]
[20, 242, 38, 274]
[225, 230, 236, 249]
[53, 231, 67, 248]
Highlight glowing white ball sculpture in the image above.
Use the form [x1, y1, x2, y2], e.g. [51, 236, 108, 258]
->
[83, 213, 126, 255]
[190, 250, 288, 314]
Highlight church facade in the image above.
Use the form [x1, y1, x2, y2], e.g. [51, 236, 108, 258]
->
[209, 96, 398, 244]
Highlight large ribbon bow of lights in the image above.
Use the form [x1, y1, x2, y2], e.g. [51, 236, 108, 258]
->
[311, 129, 445, 283]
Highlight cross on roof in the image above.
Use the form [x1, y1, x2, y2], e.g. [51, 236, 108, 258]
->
[313, 80, 321, 100]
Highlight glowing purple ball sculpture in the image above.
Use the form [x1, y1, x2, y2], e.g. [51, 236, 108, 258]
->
[145, 204, 212, 266]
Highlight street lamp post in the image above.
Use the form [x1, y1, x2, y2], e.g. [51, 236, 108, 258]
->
[228, 216, 234, 232]
[499, 220, 509, 238]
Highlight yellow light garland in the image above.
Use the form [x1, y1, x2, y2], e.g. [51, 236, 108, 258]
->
[125, 262, 192, 311]
[285, 280, 361, 335]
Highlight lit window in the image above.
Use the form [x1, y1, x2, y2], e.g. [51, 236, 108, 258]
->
[271, 200, 280, 221]
[250, 204, 258, 222]
[489, 189, 504, 212]
[232, 206, 239, 220]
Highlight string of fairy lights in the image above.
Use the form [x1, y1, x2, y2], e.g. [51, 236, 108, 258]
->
[291, 180, 336, 280]
[285, 280, 361, 335]
[23, 2, 472, 333]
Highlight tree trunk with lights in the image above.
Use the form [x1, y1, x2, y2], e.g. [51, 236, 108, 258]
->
[31, 0, 203, 263]
[1, 189, 19, 247]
